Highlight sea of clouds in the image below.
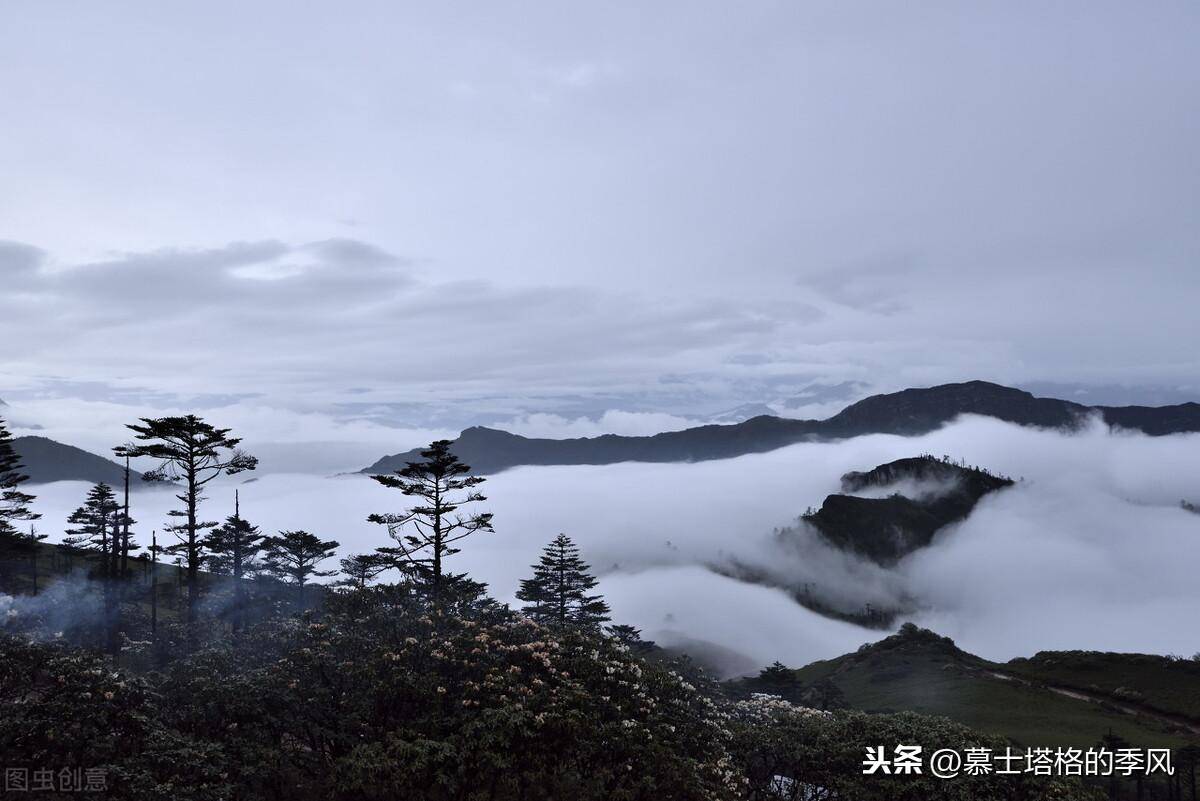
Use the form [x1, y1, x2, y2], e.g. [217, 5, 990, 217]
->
[24, 415, 1200, 675]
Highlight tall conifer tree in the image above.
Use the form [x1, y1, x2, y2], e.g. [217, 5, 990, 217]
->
[517, 533, 610, 630]
[261, 530, 339, 606]
[125, 415, 257, 648]
[368, 440, 493, 608]
[335, 552, 389, 591]
[63, 483, 120, 558]
[202, 491, 264, 634]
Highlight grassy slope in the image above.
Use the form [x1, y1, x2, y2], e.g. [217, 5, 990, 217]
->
[1005, 651, 1200, 722]
[790, 627, 1198, 749]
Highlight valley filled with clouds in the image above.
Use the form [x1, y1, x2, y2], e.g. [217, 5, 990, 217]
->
[25, 415, 1200, 673]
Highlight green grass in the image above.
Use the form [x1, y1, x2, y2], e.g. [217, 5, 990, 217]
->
[789, 628, 1199, 749]
[1005, 651, 1200, 722]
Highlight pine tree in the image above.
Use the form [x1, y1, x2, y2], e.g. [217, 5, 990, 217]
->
[607, 623, 655, 654]
[367, 440, 493, 608]
[62, 482, 123, 653]
[0, 417, 40, 557]
[517, 533, 610, 631]
[64, 483, 120, 559]
[201, 490, 264, 634]
[125, 415, 256, 648]
[335, 552, 389, 591]
[261, 530, 339, 606]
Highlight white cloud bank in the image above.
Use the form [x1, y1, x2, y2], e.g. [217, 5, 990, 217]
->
[24, 416, 1200, 673]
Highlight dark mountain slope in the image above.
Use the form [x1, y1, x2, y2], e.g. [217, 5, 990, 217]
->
[12, 435, 142, 485]
[802, 456, 1015, 565]
[824, 381, 1086, 435]
[363, 381, 1200, 475]
[365, 415, 824, 476]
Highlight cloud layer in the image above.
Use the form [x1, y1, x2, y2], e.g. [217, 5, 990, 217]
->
[3, 2, 1200, 433]
[24, 417, 1200, 672]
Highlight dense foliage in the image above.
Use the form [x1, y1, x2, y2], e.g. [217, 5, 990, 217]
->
[1, 583, 1115, 800]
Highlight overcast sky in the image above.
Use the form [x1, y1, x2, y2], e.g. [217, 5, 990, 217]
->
[2, 1, 1199, 460]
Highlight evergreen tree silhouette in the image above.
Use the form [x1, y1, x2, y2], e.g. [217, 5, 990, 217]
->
[125, 415, 256, 648]
[335, 552, 389, 591]
[0, 418, 41, 565]
[63, 483, 120, 557]
[202, 490, 264, 634]
[63, 482, 123, 652]
[262, 530, 339, 606]
[517, 533, 610, 630]
[368, 440, 493, 608]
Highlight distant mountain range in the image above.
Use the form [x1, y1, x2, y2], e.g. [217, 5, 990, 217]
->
[362, 380, 1200, 475]
[12, 436, 141, 485]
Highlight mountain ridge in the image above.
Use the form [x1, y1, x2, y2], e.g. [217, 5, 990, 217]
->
[363, 380, 1200, 475]
[12, 435, 142, 485]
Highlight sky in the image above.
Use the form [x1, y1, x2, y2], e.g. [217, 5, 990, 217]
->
[2, 1, 1200, 467]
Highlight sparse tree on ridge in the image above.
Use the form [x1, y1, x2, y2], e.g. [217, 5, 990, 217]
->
[63, 482, 124, 653]
[262, 530, 339, 606]
[517, 533, 610, 631]
[202, 490, 264, 634]
[63, 483, 120, 558]
[335, 552, 389, 591]
[368, 439, 494, 609]
[125, 415, 257, 649]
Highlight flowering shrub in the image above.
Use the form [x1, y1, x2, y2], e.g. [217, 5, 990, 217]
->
[1, 591, 1105, 801]
[727, 705, 1101, 801]
[150, 589, 742, 800]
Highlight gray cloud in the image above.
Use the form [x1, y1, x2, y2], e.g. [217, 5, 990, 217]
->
[1, 237, 802, 424]
[1, 1, 1199, 433]
[0, 240, 46, 274]
[801, 254, 915, 315]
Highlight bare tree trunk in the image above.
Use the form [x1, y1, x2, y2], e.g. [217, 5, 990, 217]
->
[232, 490, 244, 637]
[120, 455, 131, 578]
[107, 516, 121, 658]
[150, 531, 158, 641]
[186, 466, 199, 651]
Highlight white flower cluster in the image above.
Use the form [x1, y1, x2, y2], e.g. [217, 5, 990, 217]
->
[729, 693, 830, 724]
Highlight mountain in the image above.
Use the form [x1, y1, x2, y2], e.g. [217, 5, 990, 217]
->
[730, 624, 1200, 748]
[363, 380, 1200, 475]
[706, 403, 778, 424]
[12, 436, 142, 485]
[800, 456, 1015, 565]
[715, 456, 1013, 627]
